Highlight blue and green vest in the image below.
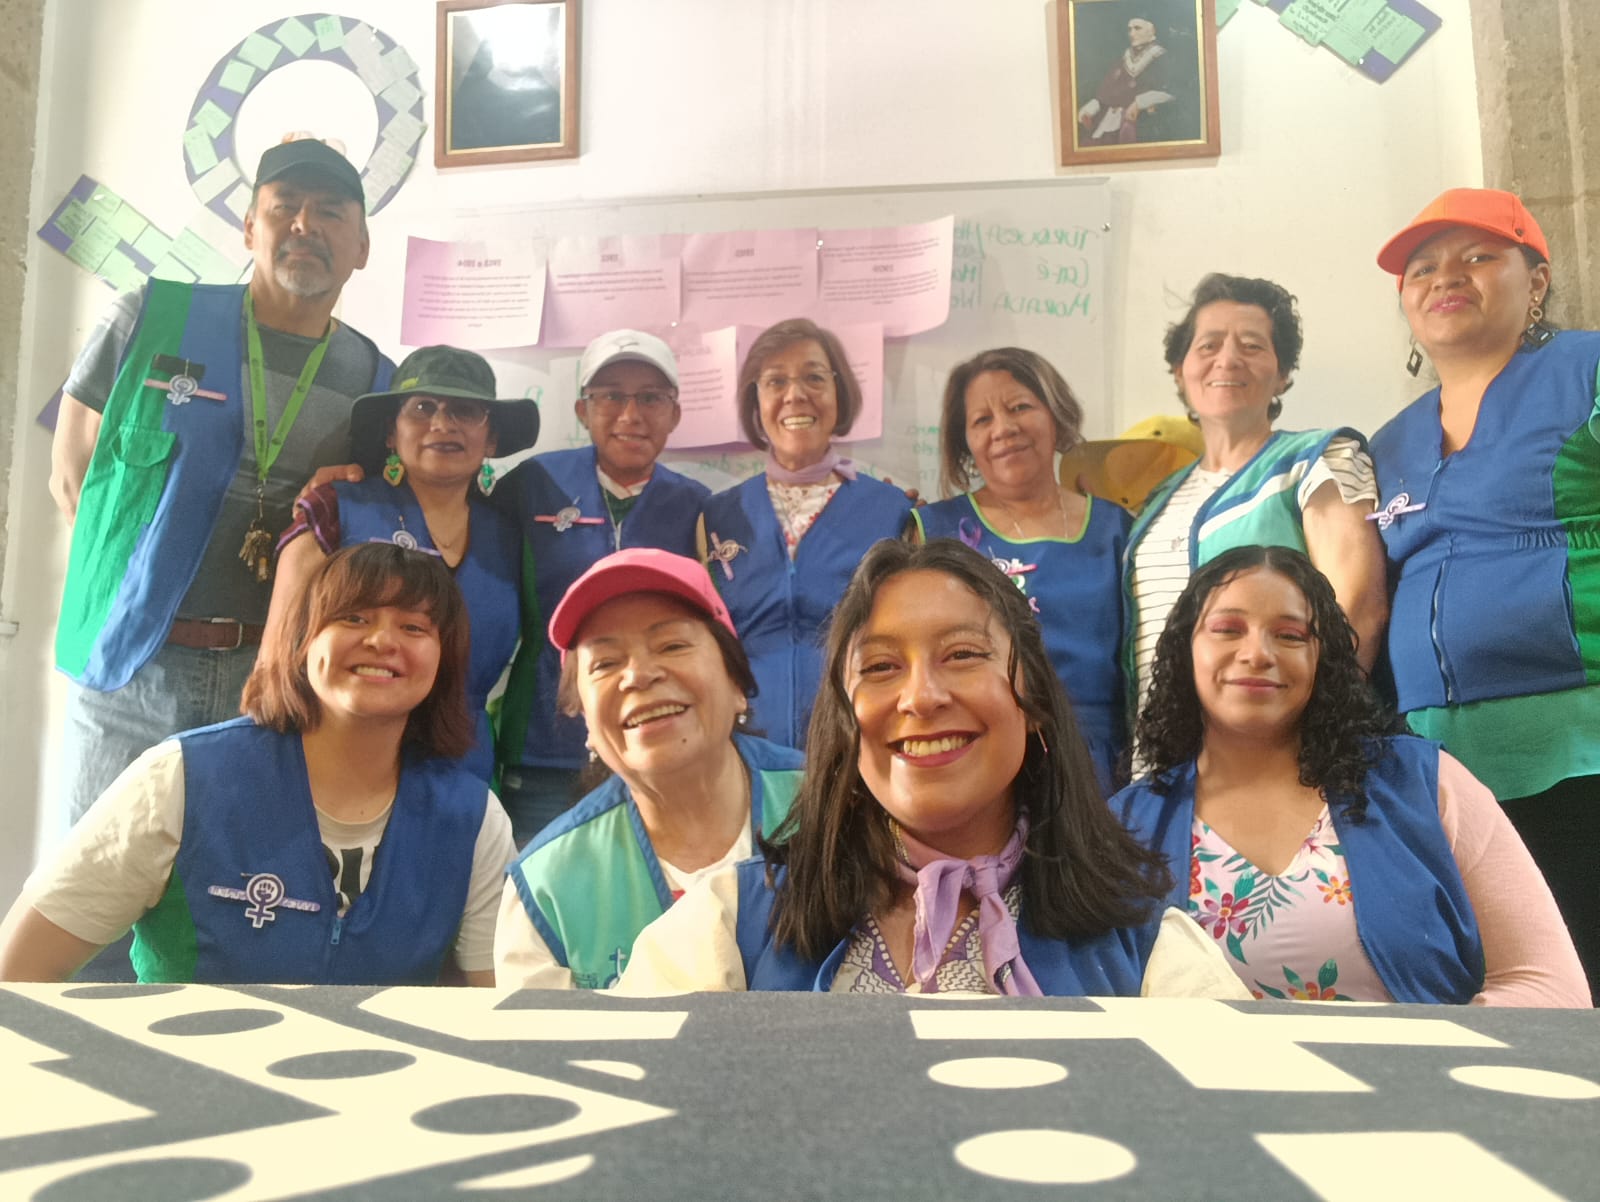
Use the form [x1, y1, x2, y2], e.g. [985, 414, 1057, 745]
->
[333, 477, 522, 782]
[701, 473, 912, 747]
[506, 732, 803, 989]
[132, 718, 486, 985]
[733, 860, 1160, 994]
[55, 280, 393, 691]
[497, 446, 710, 772]
[1113, 736, 1484, 1004]
[1371, 333, 1600, 712]
[1121, 427, 1361, 717]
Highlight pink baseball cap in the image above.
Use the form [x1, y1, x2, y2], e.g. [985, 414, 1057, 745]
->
[549, 548, 737, 656]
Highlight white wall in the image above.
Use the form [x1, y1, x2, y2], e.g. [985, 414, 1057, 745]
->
[0, 0, 1482, 898]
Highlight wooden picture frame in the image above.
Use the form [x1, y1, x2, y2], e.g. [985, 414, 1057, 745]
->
[435, 0, 580, 167]
[1059, 0, 1220, 167]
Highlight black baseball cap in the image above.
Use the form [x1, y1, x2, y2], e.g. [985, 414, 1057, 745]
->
[254, 138, 365, 208]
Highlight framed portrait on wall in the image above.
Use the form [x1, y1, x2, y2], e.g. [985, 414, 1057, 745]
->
[435, 0, 580, 167]
[1058, 0, 1220, 167]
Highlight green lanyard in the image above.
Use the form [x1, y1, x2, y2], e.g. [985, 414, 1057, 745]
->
[243, 290, 333, 485]
[238, 292, 333, 582]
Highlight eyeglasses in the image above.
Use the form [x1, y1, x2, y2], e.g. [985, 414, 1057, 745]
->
[756, 370, 837, 399]
[581, 388, 679, 415]
[397, 396, 491, 427]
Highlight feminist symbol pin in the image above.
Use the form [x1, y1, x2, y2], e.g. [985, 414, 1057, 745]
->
[535, 505, 605, 533]
[207, 871, 321, 929]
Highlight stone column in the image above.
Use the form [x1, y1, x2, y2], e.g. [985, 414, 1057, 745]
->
[0, 0, 46, 584]
[1470, 0, 1600, 326]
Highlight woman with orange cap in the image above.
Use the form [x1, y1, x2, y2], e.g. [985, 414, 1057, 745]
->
[1371, 187, 1600, 1004]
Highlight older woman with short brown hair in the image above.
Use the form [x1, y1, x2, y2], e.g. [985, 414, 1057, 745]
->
[697, 317, 912, 748]
[1122, 274, 1387, 753]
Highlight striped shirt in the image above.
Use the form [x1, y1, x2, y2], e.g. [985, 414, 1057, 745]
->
[1130, 437, 1377, 726]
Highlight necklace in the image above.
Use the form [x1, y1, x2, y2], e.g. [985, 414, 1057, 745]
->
[986, 486, 1070, 540]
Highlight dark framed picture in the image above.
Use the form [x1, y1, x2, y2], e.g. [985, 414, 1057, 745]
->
[435, 0, 580, 167]
[1058, 0, 1220, 167]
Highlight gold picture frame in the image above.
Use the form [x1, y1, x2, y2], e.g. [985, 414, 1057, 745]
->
[1059, 0, 1220, 167]
[435, 0, 580, 167]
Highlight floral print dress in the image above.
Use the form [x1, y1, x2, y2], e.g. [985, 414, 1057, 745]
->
[1189, 805, 1392, 1002]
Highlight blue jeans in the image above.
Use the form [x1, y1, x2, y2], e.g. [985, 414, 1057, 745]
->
[62, 641, 259, 828]
[498, 765, 586, 849]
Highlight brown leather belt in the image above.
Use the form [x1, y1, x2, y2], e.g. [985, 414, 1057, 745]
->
[166, 618, 265, 651]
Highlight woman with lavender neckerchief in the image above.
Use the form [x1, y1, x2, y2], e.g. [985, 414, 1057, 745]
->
[614, 540, 1247, 997]
[696, 319, 912, 749]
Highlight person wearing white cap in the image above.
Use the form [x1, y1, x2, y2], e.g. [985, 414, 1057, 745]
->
[495, 330, 710, 846]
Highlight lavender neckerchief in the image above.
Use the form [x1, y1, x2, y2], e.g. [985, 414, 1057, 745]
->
[764, 445, 857, 485]
[890, 817, 1042, 997]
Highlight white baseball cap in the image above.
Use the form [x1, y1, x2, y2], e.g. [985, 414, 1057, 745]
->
[578, 329, 679, 389]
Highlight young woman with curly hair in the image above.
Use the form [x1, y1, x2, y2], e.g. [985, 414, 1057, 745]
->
[1115, 545, 1586, 1006]
[614, 539, 1247, 997]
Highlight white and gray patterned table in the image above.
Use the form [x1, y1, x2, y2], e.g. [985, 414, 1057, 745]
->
[2, 985, 1596, 1200]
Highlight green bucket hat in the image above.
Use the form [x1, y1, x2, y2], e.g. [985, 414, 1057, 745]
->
[349, 346, 540, 473]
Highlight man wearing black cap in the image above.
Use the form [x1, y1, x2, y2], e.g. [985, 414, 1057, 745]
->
[48, 136, 395, 825]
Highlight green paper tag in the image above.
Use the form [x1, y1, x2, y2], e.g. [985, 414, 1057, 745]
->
[219, 59, 256, 93]
[238, 31, 283, 72]
[275, 16, 316, 56]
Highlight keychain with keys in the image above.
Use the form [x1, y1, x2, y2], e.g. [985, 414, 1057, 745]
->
[239, 486, 275, 582]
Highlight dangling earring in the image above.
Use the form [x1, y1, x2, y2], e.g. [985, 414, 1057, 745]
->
[736, 710, 749, 727]
[477, 462, 495, 495]
[382, 452, 405, 487]
[1523, 298, 1555, 349]
[1035, 728, 1050, 756]
[587, 746, 598, 764]
[1405, 342, 1423, 377]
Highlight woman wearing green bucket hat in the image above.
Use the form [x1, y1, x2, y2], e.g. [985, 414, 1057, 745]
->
[264, 346, 539, 783]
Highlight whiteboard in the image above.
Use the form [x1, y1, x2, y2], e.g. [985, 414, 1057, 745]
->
[426, 179, 1112, 498]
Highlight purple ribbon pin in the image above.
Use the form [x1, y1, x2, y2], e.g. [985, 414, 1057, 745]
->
[708, 532, 744, 580]
[1367, 491, 1427, 530]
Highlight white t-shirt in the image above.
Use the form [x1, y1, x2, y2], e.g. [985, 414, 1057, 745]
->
[494, 823, 755, 991]
[23, 739, 514, 973]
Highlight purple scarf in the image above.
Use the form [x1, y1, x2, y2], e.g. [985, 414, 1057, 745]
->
[891, 817, 1042, 996]
[764, 445, 857, 485]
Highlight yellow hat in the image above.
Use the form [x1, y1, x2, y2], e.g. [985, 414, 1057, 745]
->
[1059, 416, 1204, 513]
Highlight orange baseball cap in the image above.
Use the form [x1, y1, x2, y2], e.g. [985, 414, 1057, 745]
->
[1377, 187, 1549, 279]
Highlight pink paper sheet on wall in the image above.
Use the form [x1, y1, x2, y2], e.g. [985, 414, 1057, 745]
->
[679, 228, 819, 329]
[400, 235, 546, 350]
[817, 216, 953, 337]
[541, 235, 682, 348]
